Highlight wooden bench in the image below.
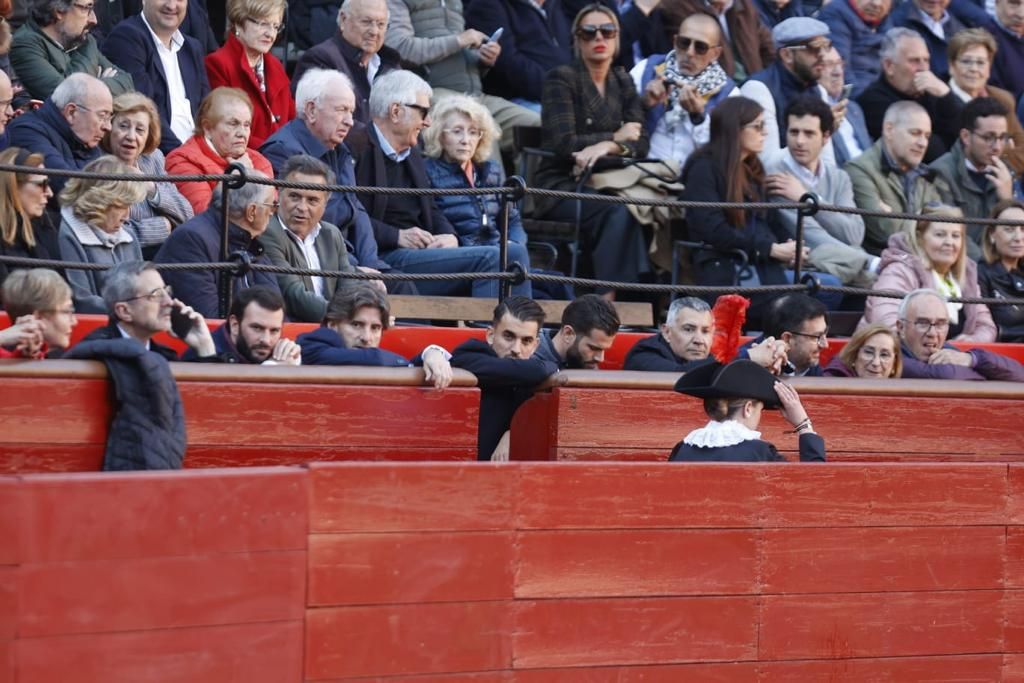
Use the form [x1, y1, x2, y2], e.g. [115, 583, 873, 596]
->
[509, 373, 1024, 463]
[0, 361, 480, 473]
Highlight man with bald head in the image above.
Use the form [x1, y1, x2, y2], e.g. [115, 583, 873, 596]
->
[631, 13, 738, 168]
[845, 100, 951, 255]
[291, 0, 401, 125]
[8, 72, 110, 195]
[898, 288, 1024, 380]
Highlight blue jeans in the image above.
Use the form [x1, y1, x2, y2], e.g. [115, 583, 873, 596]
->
[381, 243, 532, 298]
[786, 270, 843, 311]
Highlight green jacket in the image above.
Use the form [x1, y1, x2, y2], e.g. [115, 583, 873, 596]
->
[10, 19, 133, 100]
[260, 214, 355, 323]
[844, 141, 951, 256]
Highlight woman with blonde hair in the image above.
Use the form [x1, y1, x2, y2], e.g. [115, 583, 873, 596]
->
[422, 95, 531, 296]
[102, 92, 193, 258]
[1, 268, 76, 357]
[861, 204, 997, 341]
[205, 0, 294, 148]
[0, 147, 58, 288]
[823, 323, 903, 378]
[165, 87, 275, 213]
[57, 156, 146, 313]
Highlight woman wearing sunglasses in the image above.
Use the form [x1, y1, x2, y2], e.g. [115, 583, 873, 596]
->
[533, 4, 650, 291]
[0, 147, 59, 290]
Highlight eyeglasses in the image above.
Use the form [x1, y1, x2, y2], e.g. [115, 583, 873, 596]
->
[743, 119, 768, 132]
[248, 18, 285, 35]
[970, 130, 1012, 146]
[401, 102, 431, 119]
[259, 200, 281, 211]
[355, 17, 388, 31]
[442, 127, 483, 140]
[788, 329, 829, 346]
[907, 318, 950, 333]
[73, 103, 112, 124]
[787, 40, 832, 57]
[24, 178, 50, 190]
[71, 2, 96, 14]
[956, 58, 989, 69]
[674, 36, 717, 55]
[576, 23, 618, 41]
[123, 285, 173, 303]
[858, 347, 894, 362]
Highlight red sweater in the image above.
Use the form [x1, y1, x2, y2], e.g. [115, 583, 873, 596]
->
[165, 135, 274, 213]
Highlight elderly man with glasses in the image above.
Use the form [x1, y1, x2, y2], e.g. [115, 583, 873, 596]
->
[897, 288, 1024, 380]
[741, 17, 834, 160]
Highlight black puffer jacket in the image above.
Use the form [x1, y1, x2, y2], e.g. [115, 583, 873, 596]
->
[68, 338, 187, 471]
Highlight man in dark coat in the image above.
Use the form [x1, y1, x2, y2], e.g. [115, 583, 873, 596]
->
[625, 297, 716, 372]
[451, 296, 559, 461]
[658, 0, 775, 80]
[890, 0, 965, 80]
[197, 286, 302, 364]
[101, 1, 211, 153]
[153, 172, 282, 319]
[534, 294, 620, 370]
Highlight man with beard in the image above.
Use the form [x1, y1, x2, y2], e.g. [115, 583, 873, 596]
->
[200, 286, 301, 365]
[11, 0, 132, 100]
[631, 13, 738, 169]
[533, 294, 620, 370]
[741, 17, 833, 158]
[739, 293, 830, 377]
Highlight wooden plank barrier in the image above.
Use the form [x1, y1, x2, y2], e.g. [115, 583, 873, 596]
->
[510, 373, 1024, 463]
[2, 461, 1023, 681]
[0, 361, 481, 473]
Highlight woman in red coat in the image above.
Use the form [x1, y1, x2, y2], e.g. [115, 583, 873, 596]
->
[204, 0, 294, 148]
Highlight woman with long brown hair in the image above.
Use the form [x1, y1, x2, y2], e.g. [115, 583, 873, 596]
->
[0, 146, 58, 288]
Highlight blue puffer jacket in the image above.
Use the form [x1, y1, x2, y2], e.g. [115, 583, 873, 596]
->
[424, 158, 528, 247]
[818, 0, 893, 97]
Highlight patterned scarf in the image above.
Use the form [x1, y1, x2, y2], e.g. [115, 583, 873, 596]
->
[661, 51, 729, 128]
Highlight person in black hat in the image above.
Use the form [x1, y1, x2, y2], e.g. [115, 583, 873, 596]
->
[668, 359, 826, 462]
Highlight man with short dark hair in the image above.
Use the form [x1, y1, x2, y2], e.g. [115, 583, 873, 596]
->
[202, 285, 301, 365]
[740, 293, 829, 376]
[451, 296, 559, 461]
[534, 294, 620, 370]
[625, 297, 715, 372]
[930, 97, 1016, 260]
[898, 288, 1024, 380]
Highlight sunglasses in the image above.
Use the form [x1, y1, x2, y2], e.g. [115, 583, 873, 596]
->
[674, 36, 716, 55]
[576, 23, 618, 41]
[24, 178, 50, 190]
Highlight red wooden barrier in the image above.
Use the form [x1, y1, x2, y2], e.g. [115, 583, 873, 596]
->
[2, 461, 1023, 681]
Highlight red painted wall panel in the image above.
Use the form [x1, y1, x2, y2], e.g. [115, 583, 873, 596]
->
[1006, 590, 1024, 652]
[0, 480, 19, 565]
[1009, 527, 1024, 589]
[1006, 654, 1024, 682]
[305, 601, 512, 679]
[0, 568, 14, 640]
[515, 529, 758, 598]
[308, 531, 515, 606]
[1012, 465, 1024, 525]
[757, 655, 1003, 681]
[513, 662, 763, 682]
[511, 597, 759, 668]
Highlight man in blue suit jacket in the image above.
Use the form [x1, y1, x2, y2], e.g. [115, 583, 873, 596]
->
[101, 2, 209, 153]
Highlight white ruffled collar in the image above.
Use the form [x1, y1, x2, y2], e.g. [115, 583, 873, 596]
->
[683, 420, 761, 448]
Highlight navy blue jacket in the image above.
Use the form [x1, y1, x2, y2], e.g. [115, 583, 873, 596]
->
[831, 97, 873, 168]
[424, 157, 527, 246]
[7, 100, 102, 195]
[260, 119, 386, 270]
[986, 17, 1024, 98]
[670, 433, 826, 462]
[752, 0, 804, 28]
[101, 15, 210, 153]
[623, 334, 715, 373]
[464, 0, 573, 102]
[891, 2, 965, 80]
[152, 208, 280, 319]
[297, 326, 412, 367]
[748, 61, 820, 142]
[818, 0, 893, 97]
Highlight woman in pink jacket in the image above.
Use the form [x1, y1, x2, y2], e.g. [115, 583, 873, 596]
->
[861, 204, 997, 342]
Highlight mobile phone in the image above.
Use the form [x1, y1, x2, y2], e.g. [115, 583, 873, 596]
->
[170, 305, 194, 339]
[485, 27, 503, 43]
[840, 83, 854, 101]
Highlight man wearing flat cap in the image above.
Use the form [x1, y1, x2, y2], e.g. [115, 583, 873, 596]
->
[668, 359, 827, 462]
[741, 17, 837, 160]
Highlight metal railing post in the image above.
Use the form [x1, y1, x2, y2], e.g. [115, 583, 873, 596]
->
[218, 163, 247, 319]
[794, 192, 820, 286]
[500, 176, 528, 301]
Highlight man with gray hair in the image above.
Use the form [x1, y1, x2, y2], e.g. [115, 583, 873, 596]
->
[10, 0, 133, 100]
[857, 27, 964, 162]
[897, 288, 1024, 380]
[348, 69, 513, 298]
[8, 72, 111, 195]
[153, 171, 282, 318]
[624, 297, 717, 372]
[845, 100, 951, 254]
[291, 0, 401, 126]
[384, 0, 539, 152]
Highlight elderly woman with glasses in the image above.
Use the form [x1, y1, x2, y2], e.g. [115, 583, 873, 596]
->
[165, 87, 275, 214]
[0, 147, 59, 289]
[532, 4, 650, 291]
[422, 95, 532, 296]
[57, 155, 147, 313]
[823, 323, 903, 378]
[205, 0, 295, 148]
[946, 28, 1024, 174]
[977, 199, 1024, 342]
[862, 203, 997, 342]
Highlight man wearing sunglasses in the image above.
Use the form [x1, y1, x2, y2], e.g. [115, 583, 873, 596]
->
[631, 13, 738, 168]
[740, 17, 833, 159]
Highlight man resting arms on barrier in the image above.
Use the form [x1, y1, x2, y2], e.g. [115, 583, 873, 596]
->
[184, 286, 301, 365]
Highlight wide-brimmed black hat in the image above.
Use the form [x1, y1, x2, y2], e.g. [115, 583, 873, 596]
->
[673, 359, 781, 409]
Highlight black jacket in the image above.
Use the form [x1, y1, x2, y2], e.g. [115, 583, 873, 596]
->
[856, 76, 964, 163]
[669, 433, 826, 462]
[623, 334, 714, 373]
[84, 320, 221, 362]
[977, 260, 1024, 342]
[450, 338, 559, 461]
[67, 337, 186, 470]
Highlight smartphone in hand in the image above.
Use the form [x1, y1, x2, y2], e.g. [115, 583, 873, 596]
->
[170, 305, 194, 339]
[840, 83, 854, 101]
[484, 27, 503, 43]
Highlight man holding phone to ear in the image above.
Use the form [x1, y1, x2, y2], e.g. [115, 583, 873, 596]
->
[83, 260, 221, 362]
